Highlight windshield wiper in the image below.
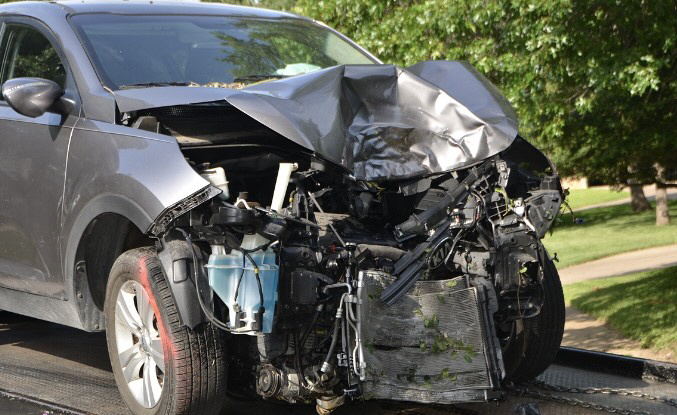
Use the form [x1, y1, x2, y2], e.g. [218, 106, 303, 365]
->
[119, 81, 200, 89]
[232, 74, 289, 83]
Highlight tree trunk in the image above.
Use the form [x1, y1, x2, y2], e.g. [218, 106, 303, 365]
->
[655, 182, 670, 226]
[629, 184, 650, 212]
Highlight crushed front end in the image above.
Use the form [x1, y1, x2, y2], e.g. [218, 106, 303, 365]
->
[126, 62, 564, 413]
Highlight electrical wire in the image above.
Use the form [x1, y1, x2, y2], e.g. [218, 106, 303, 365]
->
[177, 228, 244, 333]
[293, 331, 308, 387]
[228, 239, 278, 329]
[242, 250, 264, 313]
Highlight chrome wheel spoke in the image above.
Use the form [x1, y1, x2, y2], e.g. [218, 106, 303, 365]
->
[142, 357, 162, 407]
[119, 343, 141, 369]
[138, 288, 155, 331]
[116, 291, 143, 336]
[149, 338, 165, 373]
[121, 349, 145, 384]
[114, 280, 166, 408]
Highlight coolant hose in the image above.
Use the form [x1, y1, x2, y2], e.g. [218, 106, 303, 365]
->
[321, 309, 342, 373]
[355, 244, 406, 261]
[300, 305, 322, 348]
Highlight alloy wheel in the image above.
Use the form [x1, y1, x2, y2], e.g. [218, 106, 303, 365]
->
[114, 280, 165, 408]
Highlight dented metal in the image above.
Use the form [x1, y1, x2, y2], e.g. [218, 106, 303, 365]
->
[115, 61, 518, 181]
[0, 3, 565, 414]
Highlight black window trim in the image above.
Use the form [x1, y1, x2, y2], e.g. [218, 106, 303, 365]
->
[0, 15, 81, 114]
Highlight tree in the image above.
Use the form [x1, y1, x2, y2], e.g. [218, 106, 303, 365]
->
[627, 166, 650, 213]
[629, 184, 651, 213]
[291, 0, 675, 225]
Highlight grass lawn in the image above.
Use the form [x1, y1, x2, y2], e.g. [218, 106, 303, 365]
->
[563, 266, 677, 353]
[543, 200, 677, 268]
[565, 187, 629, 211]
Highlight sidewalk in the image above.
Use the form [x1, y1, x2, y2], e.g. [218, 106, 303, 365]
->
[558, 244, 677, 363]
[558, 245, 677, 285]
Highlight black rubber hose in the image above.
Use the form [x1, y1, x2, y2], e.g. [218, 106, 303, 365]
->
[233, 253, 246, 302]
[293, 331, 307, 387]
[300, 306, 321, 348]
[356, 244, 406, 261]
[321, 312, 342, 372]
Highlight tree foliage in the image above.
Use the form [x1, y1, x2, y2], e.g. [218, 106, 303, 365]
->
[289, 0, 676, 186]
[3, 0, 675, 186]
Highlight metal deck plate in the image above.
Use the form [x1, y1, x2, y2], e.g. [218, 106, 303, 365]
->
[1, 312, 676, 415]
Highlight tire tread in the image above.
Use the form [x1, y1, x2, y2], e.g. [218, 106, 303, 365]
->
[508, 256, 565, 382]
[105, 247, 227, 415]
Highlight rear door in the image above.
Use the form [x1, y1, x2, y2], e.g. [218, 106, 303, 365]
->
[0, 17, 81, 299]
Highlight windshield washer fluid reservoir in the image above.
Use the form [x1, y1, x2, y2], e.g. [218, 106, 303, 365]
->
[206, 248, 278, 335]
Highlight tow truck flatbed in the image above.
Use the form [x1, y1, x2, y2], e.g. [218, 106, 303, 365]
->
[1, 313, 676, 415]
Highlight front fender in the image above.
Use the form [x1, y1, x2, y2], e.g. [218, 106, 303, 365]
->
[61, 120, 215, 328]
[62, 193, 153, 329]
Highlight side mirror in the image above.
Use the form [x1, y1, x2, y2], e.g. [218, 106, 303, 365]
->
[1, 77, 68, 118]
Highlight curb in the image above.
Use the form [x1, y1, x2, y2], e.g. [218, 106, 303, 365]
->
[556, 347, 677, 384]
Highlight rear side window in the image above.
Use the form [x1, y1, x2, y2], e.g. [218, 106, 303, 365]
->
[0, 24, 66, 88]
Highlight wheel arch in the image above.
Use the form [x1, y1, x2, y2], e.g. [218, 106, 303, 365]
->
[65, 194, 155, 331]
[64, 193, 212, 331]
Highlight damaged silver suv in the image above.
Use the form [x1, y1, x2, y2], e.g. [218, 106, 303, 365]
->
[0, 2, 565, 415]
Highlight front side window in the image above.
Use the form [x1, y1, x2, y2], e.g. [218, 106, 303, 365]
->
[70, 14, 376, 89]
[0, 24, 66, 88]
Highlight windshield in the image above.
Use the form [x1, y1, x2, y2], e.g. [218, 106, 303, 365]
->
[70, 14, 376, 89]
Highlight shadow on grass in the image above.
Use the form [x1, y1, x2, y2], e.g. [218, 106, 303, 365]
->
[555, 199, 677, 231]
[569, 267, 677, 351]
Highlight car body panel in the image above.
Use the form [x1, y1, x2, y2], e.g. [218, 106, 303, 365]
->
[60, 119, 211, 326]
[0, 106, 75, 298]
[0, 13, 83, 299]
[114, 61, 518, 181]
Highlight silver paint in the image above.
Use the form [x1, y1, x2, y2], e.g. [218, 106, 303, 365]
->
[114, 61, 518, 181]
[0, 1, 519, 331]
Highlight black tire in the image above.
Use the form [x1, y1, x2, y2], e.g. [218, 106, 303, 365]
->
[503, 255, 565, 382]
[104, 247, 227, 415]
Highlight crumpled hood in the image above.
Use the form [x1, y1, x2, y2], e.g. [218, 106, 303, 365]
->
[114, 61, 518, 181]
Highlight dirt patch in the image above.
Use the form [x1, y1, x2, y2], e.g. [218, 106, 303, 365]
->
[562, 306, 676, 363]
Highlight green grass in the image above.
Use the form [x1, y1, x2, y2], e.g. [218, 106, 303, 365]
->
[565, 187, 629, 211]
[543, 200, 677, 268]
[563, 267, 677, 353]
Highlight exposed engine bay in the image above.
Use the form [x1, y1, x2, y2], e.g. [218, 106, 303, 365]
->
[148, 135, 561, 413]
[121, 62, 564, 414]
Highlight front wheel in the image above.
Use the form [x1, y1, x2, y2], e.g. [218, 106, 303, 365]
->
[104, 247, 227, 415]
[501, 254, 565, 382]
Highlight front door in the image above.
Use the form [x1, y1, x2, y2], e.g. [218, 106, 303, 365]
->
[0, 19, 80, 298]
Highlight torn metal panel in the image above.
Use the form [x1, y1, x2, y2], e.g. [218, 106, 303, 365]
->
[149, 185, 221, 236]
[113, 87, 240, 114]
[114, 61, 518, 181]
[360, 272, 501, 403]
